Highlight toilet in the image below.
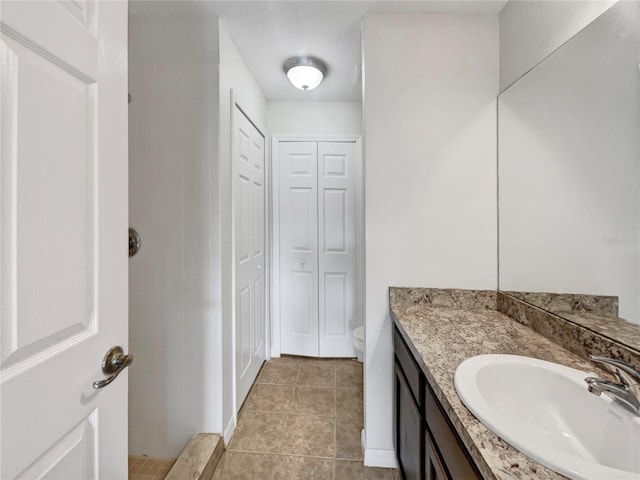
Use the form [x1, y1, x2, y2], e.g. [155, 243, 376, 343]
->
[352, 326, 365, 362]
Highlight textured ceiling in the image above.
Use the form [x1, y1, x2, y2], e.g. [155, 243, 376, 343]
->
[129, 1, 508, 102]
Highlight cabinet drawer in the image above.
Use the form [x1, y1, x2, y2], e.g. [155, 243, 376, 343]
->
[424, 383, 482, 480]
[393, 327, 423, 408]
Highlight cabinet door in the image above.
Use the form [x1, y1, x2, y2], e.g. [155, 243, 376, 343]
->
[426, 432, 449, 480]
[395, 363, 423, 480]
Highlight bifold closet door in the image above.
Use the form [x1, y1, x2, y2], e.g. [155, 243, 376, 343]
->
[279, 142, 320, 356]
[317, 142, 357, 356]
[278, 141, 357, 357]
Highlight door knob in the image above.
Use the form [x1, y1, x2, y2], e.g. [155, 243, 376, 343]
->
[93, 346, 133, 389]
[129, 228, 141, 257]
[257, 264, 262, 270]
[300, 259, 305, 265]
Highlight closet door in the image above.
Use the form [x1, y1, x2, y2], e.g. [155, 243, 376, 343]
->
[278, 142, 319, 356]
[318, 142, 358, 357]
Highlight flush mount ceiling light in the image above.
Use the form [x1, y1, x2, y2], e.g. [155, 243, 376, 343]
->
[283, 56, 327, 91]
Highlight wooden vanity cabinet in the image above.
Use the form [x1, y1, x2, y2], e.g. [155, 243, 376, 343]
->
[395, 362, 423, 480]
[394, 326, 482, 480]
[425, 432, 448, 480]
[394, 325, 424, 480]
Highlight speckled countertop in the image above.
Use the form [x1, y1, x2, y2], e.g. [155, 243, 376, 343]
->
[389, 287, 611, 480]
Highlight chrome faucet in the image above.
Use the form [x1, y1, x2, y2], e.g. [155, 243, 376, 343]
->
[584, 355, 640, 415]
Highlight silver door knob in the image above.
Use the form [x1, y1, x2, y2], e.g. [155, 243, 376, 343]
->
[93, 346, 133, 389]
[129, 228, 141, 257]
[300, 259, 305, 265]
[257, 264, 262, 270]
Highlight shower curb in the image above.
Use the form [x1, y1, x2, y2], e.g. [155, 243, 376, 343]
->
[165, 433, 224, 480]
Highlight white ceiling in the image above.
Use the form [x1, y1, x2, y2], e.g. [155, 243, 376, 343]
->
[129, 1, 508, 102]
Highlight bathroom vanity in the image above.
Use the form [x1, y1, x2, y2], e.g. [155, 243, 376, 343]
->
[390, 287, 640, 480]
[394, 325, 481, 480]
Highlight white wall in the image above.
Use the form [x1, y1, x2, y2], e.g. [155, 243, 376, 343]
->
[216, 20, 268, 439]
[362, 13, 499, 466]
[267, 101, 362, 135]
[499, 0, 616, 90]
[128, 15, 221, 457]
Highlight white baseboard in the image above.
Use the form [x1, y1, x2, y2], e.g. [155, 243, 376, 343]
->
[364, 448, 398, 468]
[361, 429, 398, 468]
[223, 416, 236, 445]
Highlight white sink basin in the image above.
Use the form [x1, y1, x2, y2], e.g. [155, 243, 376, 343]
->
[454, 354, 640, 480]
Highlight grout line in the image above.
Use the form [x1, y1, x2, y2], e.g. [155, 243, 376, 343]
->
[333, 395, 338, 463]
[223, 448, 364, 463]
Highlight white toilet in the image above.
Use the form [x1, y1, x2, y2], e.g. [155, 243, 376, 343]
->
[352, 326, 365, 362]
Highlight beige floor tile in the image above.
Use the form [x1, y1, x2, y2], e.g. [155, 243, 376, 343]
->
[272, 455, 334, 480]
[335, 417, 363, 460]
[257, 363, 300, 385]
[334, 460, 396, 480]
[213, 356, 394, 480]
[213, 451, 276, 480]
[227, 411, 285, 453]
[268, 355, 305, 364]
[335, 361, 363, 389]
[336, 388, 363, 424]
[333, 358, 358, 366]
[270, 355, 337, 365]
[297, 357, 338, 366]
[297, 364, 336, 387]
[243, 383, 295, 413]
[293, 386, 336, 416]
[279, 414, 336, 457]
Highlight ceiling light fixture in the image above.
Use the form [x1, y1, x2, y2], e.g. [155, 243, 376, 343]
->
[283, 56, 327, 91]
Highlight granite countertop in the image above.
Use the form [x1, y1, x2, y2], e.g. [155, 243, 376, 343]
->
[389, 287, 609, 480]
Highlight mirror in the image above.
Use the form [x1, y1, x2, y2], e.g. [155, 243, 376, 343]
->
[498, 1, 640, 350]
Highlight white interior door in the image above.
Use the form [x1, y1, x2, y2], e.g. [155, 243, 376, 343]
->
[233, 104, 266, 407]
[277, 140, 358, 358]
[278, 142, 319, 356]
[318, 142, 358, 357]
[1, 1, 129, 479]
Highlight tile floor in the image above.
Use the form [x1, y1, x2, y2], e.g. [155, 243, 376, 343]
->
[213, 355, 398, 480]
[128, 455, 175, 480]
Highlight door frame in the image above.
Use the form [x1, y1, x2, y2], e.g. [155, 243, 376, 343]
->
[230, 91, 270, 420]
[270, 135, 364, 358]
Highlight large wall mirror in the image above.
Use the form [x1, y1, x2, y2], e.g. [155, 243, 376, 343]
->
[498, 0, 640, 349]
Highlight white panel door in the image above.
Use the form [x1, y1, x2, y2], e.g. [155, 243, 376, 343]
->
[234, 105, 266, 407]
[277, 140, 358, 358]
[278, 142, 319, 356]
[318, 142, 357, 357]
[0, 1, 128, 479]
